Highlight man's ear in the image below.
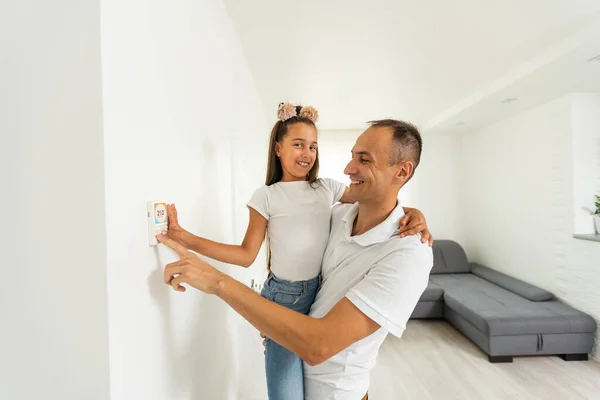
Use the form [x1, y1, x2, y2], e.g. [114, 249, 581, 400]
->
[396, 161, 414, 183]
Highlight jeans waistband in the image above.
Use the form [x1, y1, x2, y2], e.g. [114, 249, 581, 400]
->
[268, 272, 321, 291]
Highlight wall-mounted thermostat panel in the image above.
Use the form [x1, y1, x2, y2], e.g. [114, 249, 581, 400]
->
[147, 201, 168, 246]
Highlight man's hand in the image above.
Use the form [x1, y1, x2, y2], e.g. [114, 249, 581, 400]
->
[260, 332, 266, 355]
[398, 207, 433, 246]
[157, 234, 226, 294]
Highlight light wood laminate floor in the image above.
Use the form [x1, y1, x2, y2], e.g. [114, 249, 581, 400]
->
[369, 321, 600, 400]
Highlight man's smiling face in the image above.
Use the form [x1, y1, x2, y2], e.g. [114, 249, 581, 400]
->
[344, 126, 398, 203]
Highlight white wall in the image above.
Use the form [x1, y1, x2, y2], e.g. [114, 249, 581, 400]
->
[407, 132, 465, 242]
[101, 1, 269, 399]
[0, 1, 110, 399]
[572, 94, 600, 233]
[459, 94, 600, 358]
[318, 129, 360, 186]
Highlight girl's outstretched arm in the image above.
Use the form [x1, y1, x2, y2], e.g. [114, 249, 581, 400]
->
[165, 204, 267, 268]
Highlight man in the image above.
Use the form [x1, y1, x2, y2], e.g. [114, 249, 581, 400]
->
[157, 119, 433, 399]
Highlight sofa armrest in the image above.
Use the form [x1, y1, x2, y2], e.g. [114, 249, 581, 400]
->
[470, 263, 554, 302]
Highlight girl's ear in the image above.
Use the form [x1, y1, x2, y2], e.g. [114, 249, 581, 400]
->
[275, 142, 282, 157]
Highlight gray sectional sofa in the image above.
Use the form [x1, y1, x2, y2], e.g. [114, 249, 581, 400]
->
[411, 240, 597, 363]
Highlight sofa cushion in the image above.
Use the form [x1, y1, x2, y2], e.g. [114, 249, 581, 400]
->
[471, 264, 554, 302]
[440, 276, 597, 336]
[431, 240, 471, 274]
[419, 281, 444, 301]
[429, 273, 487, 289]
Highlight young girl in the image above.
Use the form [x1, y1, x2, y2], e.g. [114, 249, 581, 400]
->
[164, 103, 431, 400]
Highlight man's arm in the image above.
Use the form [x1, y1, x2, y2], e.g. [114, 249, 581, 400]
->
[157, 234, 379, 366]
[216, 275, 380, 366]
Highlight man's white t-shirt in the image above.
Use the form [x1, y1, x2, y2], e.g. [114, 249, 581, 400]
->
[247, 178, 346, 282]
[304, 202, 433, 400]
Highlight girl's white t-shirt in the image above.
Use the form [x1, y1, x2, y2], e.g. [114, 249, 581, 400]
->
[247, 178, 347, 282]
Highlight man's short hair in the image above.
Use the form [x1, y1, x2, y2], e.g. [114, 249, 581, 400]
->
[367, 119, 422, 178]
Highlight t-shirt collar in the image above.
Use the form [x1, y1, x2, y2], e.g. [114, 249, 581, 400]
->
[341, 201, 405, 246]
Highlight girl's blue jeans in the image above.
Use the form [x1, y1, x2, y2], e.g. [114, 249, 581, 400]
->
[260, 273, 320, 400]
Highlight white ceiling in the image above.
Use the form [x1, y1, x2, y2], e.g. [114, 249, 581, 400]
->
[223, 0, 600, 132]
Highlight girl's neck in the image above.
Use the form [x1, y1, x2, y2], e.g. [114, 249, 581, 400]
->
[280, 172, 307, 183]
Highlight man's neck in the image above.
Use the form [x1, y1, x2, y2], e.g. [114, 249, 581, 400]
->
[352, 195, 399, 236]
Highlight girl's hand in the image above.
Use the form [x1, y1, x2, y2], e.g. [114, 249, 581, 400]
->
[398, 207, 433, 246]
[163, 204, 189, 247]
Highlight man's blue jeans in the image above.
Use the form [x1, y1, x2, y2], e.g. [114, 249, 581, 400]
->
[260, 273, 320, 400]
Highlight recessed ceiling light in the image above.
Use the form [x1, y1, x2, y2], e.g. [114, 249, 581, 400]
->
[588, 54, 600, 62]
[502, 97, 517, 104]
